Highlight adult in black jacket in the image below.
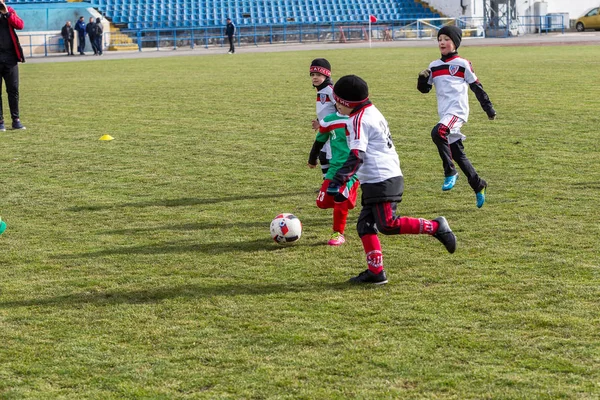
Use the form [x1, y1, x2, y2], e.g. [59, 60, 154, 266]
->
[86, 17, 98, 55]
[225, 18, 235, 54]
[0, 0, 26, 130]
[61, 20, 74, 55]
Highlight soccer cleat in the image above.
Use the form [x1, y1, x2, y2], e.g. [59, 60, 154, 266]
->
[0, 121, 5, 132]
[432, 216, 456, 254]
[476, 186, 487, 208]
[442, 173, 458, 191]
[327, 232, 346, 246]
[0, 217, 6, 235]
[348, 269, 388, 285]
[12, 119, 25, 130]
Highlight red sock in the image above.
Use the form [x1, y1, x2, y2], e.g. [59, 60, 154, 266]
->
[361, 234, 383, 274]
[332, 204, 348, 235]
[399, 217, 437, 234]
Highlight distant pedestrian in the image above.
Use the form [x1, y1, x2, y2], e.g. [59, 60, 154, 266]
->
[61, 20, 74, 55]
[86, 17, 98, 55]
[74, 16, 86, 55]
[94, 17, 103, 55]
[0, 0, 26, 130]
[225, 18, 235, 54]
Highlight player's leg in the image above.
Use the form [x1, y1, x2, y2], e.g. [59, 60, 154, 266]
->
[431, 122, 458, 191]
[372, 202, 456, 253]
[349, 206, 387, 284]
[328, 179, 359, 246]
[450, 140, 487, 208]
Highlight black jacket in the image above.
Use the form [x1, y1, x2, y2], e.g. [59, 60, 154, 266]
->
[225, 22, 235, 36]
[61, 24, 74, 40]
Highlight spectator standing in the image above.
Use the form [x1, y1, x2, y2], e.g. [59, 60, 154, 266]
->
[225, 18, 235, 54]
[86, 17, 98, 55]
[0, 0, 25, 130]
[94, 17, 103, 55]
[61, 20, 74, 55]
[74, 16, 86, 55]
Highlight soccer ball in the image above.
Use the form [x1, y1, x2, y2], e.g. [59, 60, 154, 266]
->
[270, 213, 302, 245]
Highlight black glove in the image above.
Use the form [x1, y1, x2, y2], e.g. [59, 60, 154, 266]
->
[486, 107, 497, 120]
[326, 181, 341, 196]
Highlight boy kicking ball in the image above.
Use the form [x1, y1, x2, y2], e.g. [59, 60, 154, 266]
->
[327, 75, 456, 284]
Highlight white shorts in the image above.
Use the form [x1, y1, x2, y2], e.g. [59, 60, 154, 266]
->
[439, 114, 466, 145]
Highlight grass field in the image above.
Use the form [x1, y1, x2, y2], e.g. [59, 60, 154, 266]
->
[0, 44, 598, 399]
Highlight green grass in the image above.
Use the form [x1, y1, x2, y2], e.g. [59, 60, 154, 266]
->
[0, 44, 598, 399]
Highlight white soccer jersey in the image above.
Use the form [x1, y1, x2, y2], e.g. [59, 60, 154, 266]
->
[316, 84, 336, 158]
[316, 85, 336, 120]
[346, 104, 402, 184]
[428, 55, 478, 122]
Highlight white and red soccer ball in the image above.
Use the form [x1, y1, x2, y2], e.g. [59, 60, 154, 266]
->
[270, 213, 302, 245]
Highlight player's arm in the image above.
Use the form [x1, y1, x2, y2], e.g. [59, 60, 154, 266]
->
[417, 69, 432, 93]
[308, 139, 327, 167]
[469, 80, 496, 120]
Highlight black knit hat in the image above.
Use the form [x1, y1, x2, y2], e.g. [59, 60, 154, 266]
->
[438, 25, 462, 49]
[309, 58, 331, 77]
[333, 75, 369, 108]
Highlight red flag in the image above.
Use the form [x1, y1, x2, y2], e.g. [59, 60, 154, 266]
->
[369, 15, 377, 23]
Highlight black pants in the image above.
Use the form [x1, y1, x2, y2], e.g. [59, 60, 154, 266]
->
[431, 127, 486, 193]
[227, 35, 234, 53]
[89, 35, 98, 54]
[0, 62, 20, 121]
[64, 37, 74, 54]
[95, 35, 103, 55]
[77, 34, 85, 53]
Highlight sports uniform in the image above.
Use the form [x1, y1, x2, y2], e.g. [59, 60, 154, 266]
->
[418, 25, 496, 207]
[329, 75, 457, 284]
[308, 112, 359, 245]
[310, 58, 335, 178]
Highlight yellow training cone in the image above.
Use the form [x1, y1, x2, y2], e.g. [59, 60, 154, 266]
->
[99, 134, 114, 141]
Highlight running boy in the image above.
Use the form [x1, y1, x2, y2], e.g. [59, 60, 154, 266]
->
[328, 75, 456, 284]
[309, 58, 335, 178]
[417, 25, 496, 208]
[308, 109, 359, 246]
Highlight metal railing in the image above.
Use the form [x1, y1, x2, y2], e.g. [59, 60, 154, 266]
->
[18, 16, 567, 57]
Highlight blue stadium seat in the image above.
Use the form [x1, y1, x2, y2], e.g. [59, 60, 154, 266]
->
[86, 0, 439, 29]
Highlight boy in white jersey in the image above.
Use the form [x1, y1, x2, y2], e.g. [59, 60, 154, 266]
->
[309, 58, 335, 178]
[417, 25, 496, 208]
[328, 75, 456, 284]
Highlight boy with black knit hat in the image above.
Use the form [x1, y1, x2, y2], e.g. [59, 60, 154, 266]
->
[309, 58, 335, 179]
[328, 75, 456, 284]
[417, 25, 496, 208]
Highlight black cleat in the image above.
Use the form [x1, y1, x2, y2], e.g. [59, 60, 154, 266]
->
[433, 216, 456, 254]
[348, 269, 388, 285]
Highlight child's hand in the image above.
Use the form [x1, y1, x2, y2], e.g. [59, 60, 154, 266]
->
[486, 107, 497, 120]
[418, 69, 430, 78]
[326, 181, 341, 195]
[307, 162, 317, 169]
[311, 119, 320, 130]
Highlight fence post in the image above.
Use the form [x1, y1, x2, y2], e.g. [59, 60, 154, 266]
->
[174, 29, 177, 50]
[191, 28, 195, 49]
[44, 34, 48, 57]
[137, 30, 142, 51]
